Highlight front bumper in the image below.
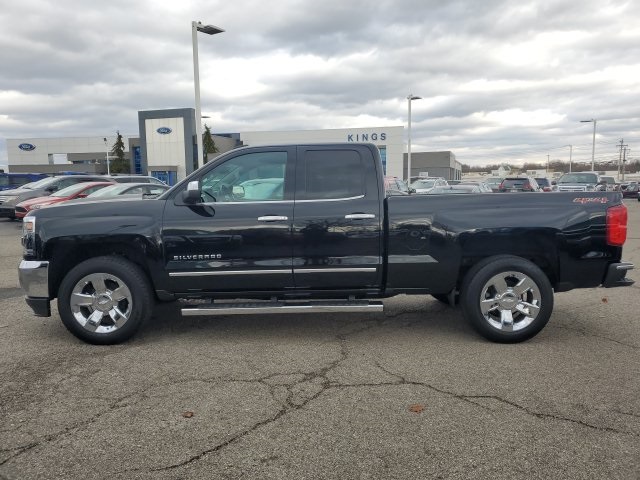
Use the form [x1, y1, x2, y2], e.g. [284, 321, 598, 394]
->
[18, 260, 51, 317]
[602, 262, 635, 288]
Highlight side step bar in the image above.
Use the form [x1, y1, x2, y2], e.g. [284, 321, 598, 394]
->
[181, 299, 384, 317]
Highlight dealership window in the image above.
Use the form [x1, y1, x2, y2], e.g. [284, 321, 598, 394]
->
[378, 147, 387, 174]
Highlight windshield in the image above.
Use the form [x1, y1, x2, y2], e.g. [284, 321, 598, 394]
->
[535, 178, 550, 187]
[86, 184, 130, 197]
[601, 176, 615, 184]
[411, 180, 436, 189]
[558, 173, 598, 184]
[21, 176, 56, 189]
[501, 179, 529, 188]
[51, 182, 98, 197]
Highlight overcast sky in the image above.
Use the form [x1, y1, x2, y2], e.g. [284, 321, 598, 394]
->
[1, 0, 639, 168]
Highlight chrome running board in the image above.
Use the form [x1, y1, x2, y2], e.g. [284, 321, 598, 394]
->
[180, 299, 383, 316]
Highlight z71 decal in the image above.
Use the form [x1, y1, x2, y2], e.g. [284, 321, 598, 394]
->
[573, 197, 609, 204]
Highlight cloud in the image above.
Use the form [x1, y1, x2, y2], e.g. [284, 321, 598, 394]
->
[1, 0, 640, 167]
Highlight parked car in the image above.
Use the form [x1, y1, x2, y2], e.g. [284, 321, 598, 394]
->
[498, 177, 542, 192]
[14, 182, 115, 218]
[84, 182, 170, 199]
[0, 172, 48, 191]
[620, 182, 639, 199]
[485, 177, 504, 192]
[459, 181, 493, 193]
[384, 176, 411, 196]
[105, 175, 167, 185]
[600, 176, 618, 192]
[534, 178, 552, 192]
[410, 177, 449, 194]
[0, 175, 108, 220]
[554, 172, 605, 192]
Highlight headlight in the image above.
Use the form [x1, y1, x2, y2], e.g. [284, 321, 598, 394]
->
[22, 216, 36, 256]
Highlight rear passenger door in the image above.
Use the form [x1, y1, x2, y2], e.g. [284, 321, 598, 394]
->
[292, 145, 383, 290]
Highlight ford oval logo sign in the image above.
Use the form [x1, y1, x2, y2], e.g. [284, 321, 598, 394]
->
[18, 143, 36, 151]
[156, 127, 172, 135]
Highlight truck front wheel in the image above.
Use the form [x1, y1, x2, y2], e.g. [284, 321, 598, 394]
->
[460, 256, 553, 343]
[57, 256, 153, 344]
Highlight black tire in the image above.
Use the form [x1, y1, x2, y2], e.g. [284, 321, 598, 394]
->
[57, 256, 153, 344]
[431, 293, 459, 306]
[460, 255, 553, 343]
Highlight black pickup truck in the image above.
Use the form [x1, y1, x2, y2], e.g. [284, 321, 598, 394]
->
[19, 143, 634, 344]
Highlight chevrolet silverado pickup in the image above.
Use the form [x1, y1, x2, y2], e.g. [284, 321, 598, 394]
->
[19, 143, 634, 344]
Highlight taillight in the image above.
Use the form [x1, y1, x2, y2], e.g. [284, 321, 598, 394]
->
[606, 204, 627, 246]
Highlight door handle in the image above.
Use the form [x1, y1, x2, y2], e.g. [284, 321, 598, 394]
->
[345, 213, 376, 220]
[258, 215, 289, 221]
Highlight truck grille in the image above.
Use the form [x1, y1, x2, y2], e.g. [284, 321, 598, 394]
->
[558, 186, 588, 192]
[0, 196, 7, 203]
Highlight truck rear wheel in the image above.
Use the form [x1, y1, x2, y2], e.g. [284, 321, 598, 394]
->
[57, 256, 153, 344]
[460, 256, 553, 343]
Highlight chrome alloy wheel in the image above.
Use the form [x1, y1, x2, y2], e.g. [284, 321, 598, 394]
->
[69, 273, 133, 334]
[479, 271, 541, 332]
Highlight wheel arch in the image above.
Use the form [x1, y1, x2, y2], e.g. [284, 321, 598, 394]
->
[45, 235, 160, 300]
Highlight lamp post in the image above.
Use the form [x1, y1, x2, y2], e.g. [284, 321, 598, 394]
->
[103, 137, 110, 176]
[568, 144, 573, 172]
[580, 118, 597, 171]
[406, 94, 421, 183]
[192, 21, 224, 170]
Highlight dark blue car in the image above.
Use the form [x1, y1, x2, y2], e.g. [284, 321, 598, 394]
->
[0, 172, 48, 191]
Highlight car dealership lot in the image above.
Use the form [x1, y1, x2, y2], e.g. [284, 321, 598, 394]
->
[1, 202, 639, 479]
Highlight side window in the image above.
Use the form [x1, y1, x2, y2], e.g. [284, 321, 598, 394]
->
[128, 187, 144, 194]
[301, 150, 364, 200]
[82, 185, 106, 195]
[58, 178, 78, 189]
[200, 151, 287, 203]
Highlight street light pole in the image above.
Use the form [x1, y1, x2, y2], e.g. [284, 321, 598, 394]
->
[192, 21, 224, 170]
[568, 144, 573, 173]
[103, 137, 110, 176]
[406, 94, 421, 183]
[580, 118, 597, 171]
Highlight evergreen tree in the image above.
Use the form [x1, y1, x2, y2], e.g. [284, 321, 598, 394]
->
[203, 124, 218, 164]
[109, 131, 130, 173]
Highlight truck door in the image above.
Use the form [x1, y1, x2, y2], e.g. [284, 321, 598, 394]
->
[292, 145, 383, 290]
[162, 147, 296, 292]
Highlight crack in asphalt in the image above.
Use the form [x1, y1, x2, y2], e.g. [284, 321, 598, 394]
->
[0, 391, 145, 467]
[2, 310, 638, 476]
[116, 323, 638, 475]
[546, 323, 639, 349]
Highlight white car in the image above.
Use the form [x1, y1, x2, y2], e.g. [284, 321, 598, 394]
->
[410, 177, 449, 194]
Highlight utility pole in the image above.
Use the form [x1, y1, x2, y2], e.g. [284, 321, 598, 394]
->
[622, 147, 629, 182]
[546, 154, 550, 174]
[618, 139, 628, 181]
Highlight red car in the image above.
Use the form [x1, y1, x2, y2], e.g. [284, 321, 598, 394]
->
[15, 181, 115, 218]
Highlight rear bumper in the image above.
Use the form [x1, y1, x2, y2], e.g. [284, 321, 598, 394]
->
[0, 206, 16, 217]
[18, 260, 51, 317]
[602, 262, 635, 288]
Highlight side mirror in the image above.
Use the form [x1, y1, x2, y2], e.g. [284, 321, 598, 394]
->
[182, 180, 200, 203]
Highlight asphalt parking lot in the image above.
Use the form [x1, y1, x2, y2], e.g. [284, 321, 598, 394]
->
[1, 201, 639, 480]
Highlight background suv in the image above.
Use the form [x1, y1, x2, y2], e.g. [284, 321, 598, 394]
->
[498, 177, 541, 192]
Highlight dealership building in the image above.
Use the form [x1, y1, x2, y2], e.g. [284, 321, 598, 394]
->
[6, 108, 460, 184]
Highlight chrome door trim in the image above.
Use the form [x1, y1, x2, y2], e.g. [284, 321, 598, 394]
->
[294, 268, 377, 274]
[258, 215, 289, 221]
[295, 195, 365, 203]
[169, 269, 293, 277]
